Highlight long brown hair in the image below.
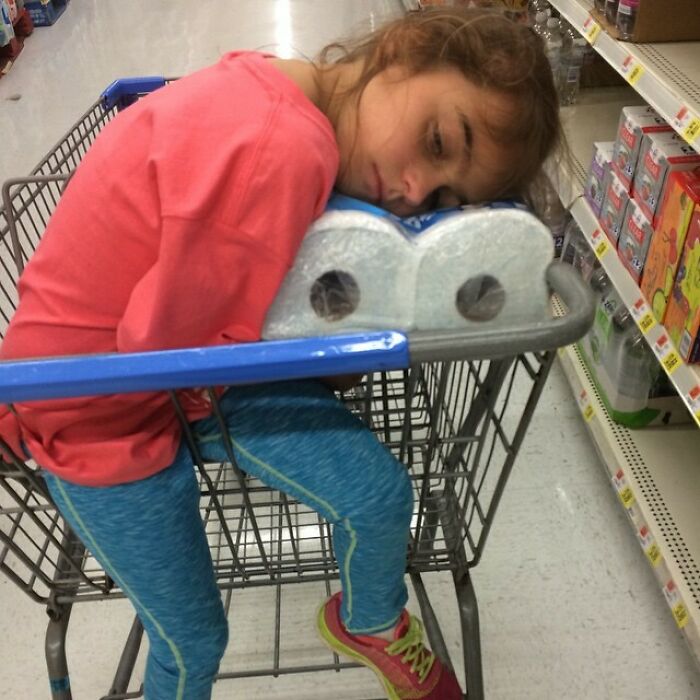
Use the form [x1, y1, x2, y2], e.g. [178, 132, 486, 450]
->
[318, 7, 563, 205]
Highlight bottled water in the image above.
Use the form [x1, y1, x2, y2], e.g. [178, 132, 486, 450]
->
[532, 11, 549, 39]
[537, 178, 568, 256]
[614, 326, 657, 400]
[559, 20, 586, 105]
[542, 17, 563, 83]
[616, 0, 639, 40]
[605, 0, 620, 25]
[527, 0, 550, 25]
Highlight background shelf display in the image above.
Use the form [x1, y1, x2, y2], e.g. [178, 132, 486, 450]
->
[553, 307, 700, 665]
[549, 1, 700, 660]
[551, 87, 700, 427]
[550, 0, 700, 150]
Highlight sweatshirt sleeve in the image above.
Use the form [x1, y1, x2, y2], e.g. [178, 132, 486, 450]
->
[116, 94, 338, 352]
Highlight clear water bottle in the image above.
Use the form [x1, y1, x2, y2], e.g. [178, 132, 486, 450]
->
[542, 17, 563, 82]
[537, 179, 568, 256]
[589, 267, 611, 297]
[613, 325, 657, 400]
[561, 218, 583, 266]
[605, 0, 620, 24]
[559, 21, 586, 105]
[532, 10, 549, 39]
[616, 0, 639, 40]
[527, 0, 550, 25]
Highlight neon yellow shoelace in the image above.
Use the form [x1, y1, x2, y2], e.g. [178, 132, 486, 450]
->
[385, 616, 435, 683]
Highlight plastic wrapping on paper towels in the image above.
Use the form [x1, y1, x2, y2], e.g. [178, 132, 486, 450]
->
[262, 195, 554, 339]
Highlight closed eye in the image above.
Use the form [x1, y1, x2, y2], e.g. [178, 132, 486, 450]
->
[430, 124, 444, 158]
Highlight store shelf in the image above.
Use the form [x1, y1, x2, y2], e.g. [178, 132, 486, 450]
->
[551, 87, 700, 427]
[553, 299, 700, 665]
[550, 0, 700, 151]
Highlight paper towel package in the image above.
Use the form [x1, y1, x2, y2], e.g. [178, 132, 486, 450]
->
[262, 197, 554, 339]
[413, 207, 553, 329]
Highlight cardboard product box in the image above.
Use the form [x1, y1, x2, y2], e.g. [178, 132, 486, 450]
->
[664, 205, 700, 363]
[632, 133, 700, 225]
[641, 169, 700, 322]
[24, 0, 68, 27]
[599, 169, 629, 245]
[618, 198, 654, 283]
[612, 106, 672, 191]
[591, 1, 700, 43]
[585, 141, 615, 218]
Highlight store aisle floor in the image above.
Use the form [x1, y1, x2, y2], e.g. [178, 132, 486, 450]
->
[0, 2, 699, 699]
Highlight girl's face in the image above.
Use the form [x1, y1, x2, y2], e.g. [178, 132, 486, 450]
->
[333, 65, 519, 217]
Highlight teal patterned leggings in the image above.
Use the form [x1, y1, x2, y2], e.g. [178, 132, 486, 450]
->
[45, 380, 414, 699]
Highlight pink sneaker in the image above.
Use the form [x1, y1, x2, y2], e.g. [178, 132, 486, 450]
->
[317, 592, 463, 699]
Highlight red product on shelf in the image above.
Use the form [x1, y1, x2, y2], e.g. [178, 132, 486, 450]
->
[632, 132, 700, 225]
[618, 198, 654, 283]
[641, 169, 700, 322]
[665, 203, 700, 363]
[612, 106, 673, 191]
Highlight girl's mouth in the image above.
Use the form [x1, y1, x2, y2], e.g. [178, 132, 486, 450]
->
[373, 165, 384, 204]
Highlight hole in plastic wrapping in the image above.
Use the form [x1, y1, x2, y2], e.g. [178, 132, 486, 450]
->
[310, 270, 361, 322]
[456, 275, 505, 322]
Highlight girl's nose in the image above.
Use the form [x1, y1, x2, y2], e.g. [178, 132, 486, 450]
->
[402, 164, 441, 208]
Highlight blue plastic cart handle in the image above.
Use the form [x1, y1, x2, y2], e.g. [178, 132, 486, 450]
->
[101, 77, 167, 110]
[0, 332, 410, 403]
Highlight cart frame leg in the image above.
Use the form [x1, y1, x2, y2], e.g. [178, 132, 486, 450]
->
[45, 602, 73, 700]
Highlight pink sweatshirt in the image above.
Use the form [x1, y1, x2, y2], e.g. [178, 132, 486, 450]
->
[0, 52, 339, 486]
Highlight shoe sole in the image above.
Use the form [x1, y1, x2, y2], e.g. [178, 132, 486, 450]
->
[316, 602, 401, 700]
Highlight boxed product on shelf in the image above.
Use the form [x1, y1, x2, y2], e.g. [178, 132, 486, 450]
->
[24, 0, 67, 27]
[585, 141, 615, 218]
[591, 0, 700, 43]
[631, 132, 700, 225]
[612, 106, 672, 190]
[599, 168, 629, 244]
[664, 205, 700, 363]
[641, 169, 700, 322]
[618, 198, 653, 283]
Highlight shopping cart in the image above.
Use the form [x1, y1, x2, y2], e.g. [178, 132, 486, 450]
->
[0, 78, 595, 700]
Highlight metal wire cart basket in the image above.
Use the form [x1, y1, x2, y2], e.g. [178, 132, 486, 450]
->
[0, 79, 595, 700]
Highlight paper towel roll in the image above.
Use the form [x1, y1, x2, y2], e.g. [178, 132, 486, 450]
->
[262, 210, 416, 339]
[413, 208, 553, 330]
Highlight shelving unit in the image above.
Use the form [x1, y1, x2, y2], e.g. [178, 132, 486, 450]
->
[552, 86, 700, 428]
[550, 0, 700, 150]
[548, 0, 700, 666]
[553, 308, 700, 664]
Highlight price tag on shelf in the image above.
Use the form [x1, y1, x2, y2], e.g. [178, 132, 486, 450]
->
[630, 298, 656, 335]
[638, 526, 662, 567]
[590, 228, 611, 260]
[652, 333, 682, 375]
[673, 106, 700, 147]
[583, 15, 601, 44]
[687, 385, 700, 426]
[620, 54, 645, 86]
[613, 469, 635, 509]
[663, 580, 689, 629]
[577, 389, 595, 422]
